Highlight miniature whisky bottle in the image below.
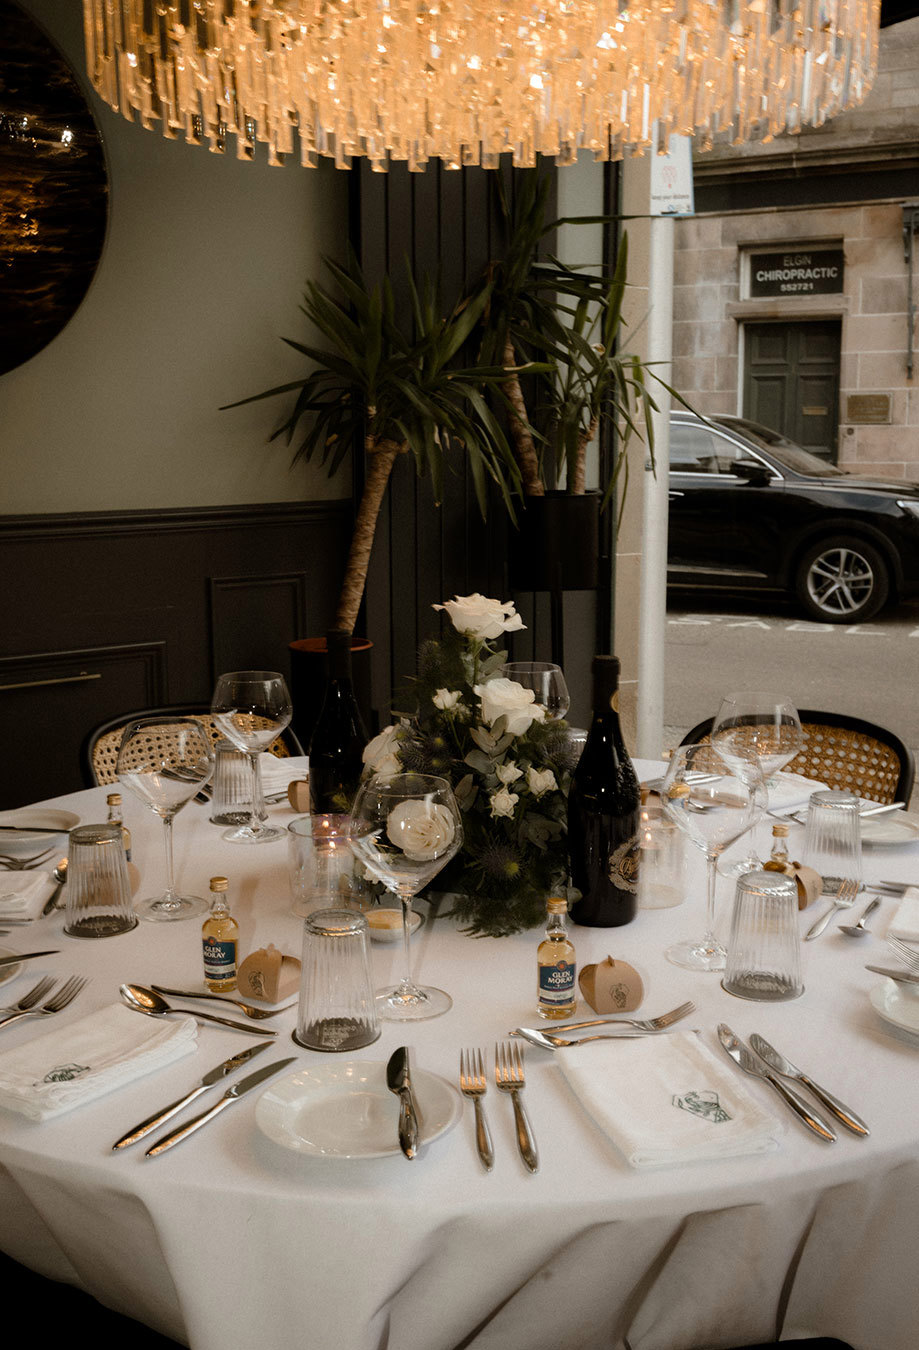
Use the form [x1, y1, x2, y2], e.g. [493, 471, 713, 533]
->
[202, 876, 239, 992]
[106, 792, 132, 861]
[763, 823, 790, 872]
[537, 897, 577, 1020]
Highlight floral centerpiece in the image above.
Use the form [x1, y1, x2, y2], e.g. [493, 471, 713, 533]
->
[363, 593, 576, 937]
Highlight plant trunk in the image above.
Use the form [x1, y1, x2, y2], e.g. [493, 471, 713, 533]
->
[502, 336, 544, 497]
[571, 414, 598, 495]
[335, 435, 404, 634]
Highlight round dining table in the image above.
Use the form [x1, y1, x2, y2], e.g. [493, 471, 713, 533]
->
[0, 764, 918, 1350]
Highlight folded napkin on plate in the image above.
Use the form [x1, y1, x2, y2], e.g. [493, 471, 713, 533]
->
[888, 888, 919, 941]
[767, 771, 829, 814]
[259, 753, 309, 796]
[556, 1031, 783, 1169]
[0, 1004, 198, 1121]
[0, 871, 56, 923]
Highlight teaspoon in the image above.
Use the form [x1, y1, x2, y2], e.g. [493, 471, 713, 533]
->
[119, 983, 276, 1038]
[839, 896, 881, 938]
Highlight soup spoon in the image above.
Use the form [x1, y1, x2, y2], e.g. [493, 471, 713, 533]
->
[839, 896, 881, 938]
[119, 984, 275, 1038]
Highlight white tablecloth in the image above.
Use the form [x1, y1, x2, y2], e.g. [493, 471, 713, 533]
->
[1, 765, 918, 1350]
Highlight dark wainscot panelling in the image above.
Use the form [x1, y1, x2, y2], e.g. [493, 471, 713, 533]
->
[0, 502, 351, 807]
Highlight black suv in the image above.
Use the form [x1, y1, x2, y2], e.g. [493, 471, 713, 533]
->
[667, 412, 919, 622]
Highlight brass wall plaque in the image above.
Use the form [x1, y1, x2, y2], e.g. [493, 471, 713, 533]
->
[845, 394, 891, 425]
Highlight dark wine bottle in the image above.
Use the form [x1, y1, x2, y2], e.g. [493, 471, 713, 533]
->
[308, 629, 368, 817]
[567, 655, 640, 927]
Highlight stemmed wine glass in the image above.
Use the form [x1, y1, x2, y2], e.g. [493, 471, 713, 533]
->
[660, 743, 766, 971]
[210, 671, 293, 844]
[348, 772, 463, 1020]
[711, 692, 804, 875]
[116, 716, 214, 921]
[500, 662, 570, 721]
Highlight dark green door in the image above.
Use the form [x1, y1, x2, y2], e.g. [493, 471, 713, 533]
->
[743, 321, 841, 461]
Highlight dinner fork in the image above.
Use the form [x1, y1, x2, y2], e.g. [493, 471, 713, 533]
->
[0, 848, 54, 870]
[495, 1041, 538, 1173]
[0, 975, 87, 1031]
[886, 935, 919, 968]
[803, 878, 859, 941]
[0, 976, 56, 1019]
[151, 985, 296, 1020]
[459, 1048, 494, 1172]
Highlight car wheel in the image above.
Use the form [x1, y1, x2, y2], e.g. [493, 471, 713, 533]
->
[794, 536, 890, 623]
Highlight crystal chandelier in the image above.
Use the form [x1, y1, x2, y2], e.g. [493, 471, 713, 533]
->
[82, 0, 881, 172]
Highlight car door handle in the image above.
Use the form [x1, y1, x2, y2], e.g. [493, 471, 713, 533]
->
[669, 490, 685, 499]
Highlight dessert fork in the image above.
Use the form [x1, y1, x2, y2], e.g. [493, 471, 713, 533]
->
[494, 1041, 538, 1173]
[803, 878, 859, 941]
[544, 1000, 695, 1034]
[459, 1047, 494, 1172]
[0, 976, 56, 1018]
[886, 935, 919, 968]
[0, 848, 54, 870]
[151, 985, 296, 1020]
[0, 975, 87, 1031]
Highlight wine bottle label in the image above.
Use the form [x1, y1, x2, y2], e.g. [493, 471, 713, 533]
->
[203, 937, 237, 978]
[539, 959, 576, 1003]
[607, 836, 640, 893]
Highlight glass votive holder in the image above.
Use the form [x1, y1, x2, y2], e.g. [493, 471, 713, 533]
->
[288, 814, 371, 917]
[209, 738, 267, 826]
[722, 869, 804, 1001]
[293, 908, 380, 1052]
[638, 800, 685, 909]
[64, 824, 137, 939]
[803, 789, 862, 894]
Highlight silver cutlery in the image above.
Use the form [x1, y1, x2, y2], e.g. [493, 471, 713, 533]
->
[495, 1040, 538, 1173]
[119, 984, 277, 1038]
[0, 950, 60, 971]
[748, 1033, 869, 1137]
[112, 1041, 274, 1149]
[0, 975, 87, 1031]
[459, 1047, 494, 1172]
[803, 878, 859, 941]
[0, 976, 56, 1018]
[769, 801, 904, 826]
[387, 1046, 420, 1160]
[151, 984, 296, 1020]
[717, 1024, 836, 1142]
[877, 879, 918, 893]
[886, 936, 919, 966]
[0, 848, 55, 870]
[513, 1025, 654, 1050]
[839, 896, 882, 938]
[144, 1057, 296, 1157]
[528, 1001, 696, 1036]
[41, 860, 68, 916]
[865, 964, 919, 986]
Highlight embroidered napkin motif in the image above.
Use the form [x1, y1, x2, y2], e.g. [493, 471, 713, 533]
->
[673, 1090, 731, 1123]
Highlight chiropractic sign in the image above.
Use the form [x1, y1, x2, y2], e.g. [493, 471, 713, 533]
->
[749, 248, 845, 297]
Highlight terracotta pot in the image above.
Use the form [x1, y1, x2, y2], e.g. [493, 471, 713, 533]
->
[508, 491, 600, 592]
[288, 636, 373, 751]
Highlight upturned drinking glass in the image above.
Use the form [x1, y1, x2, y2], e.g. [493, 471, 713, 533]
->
[722, 870, 804, 1001]
[803, 789, 863, 893]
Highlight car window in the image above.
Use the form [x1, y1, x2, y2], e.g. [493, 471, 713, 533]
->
[670, 424, 736, 474]
[714, 417, 844, 477]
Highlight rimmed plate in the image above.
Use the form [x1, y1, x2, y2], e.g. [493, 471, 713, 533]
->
[0, 947, 23, 987]
[255, 1059, 461, 1159]
[860, 812, 919, 848]
[0, 809, 79, 856]
[869, 978, 919, 1040]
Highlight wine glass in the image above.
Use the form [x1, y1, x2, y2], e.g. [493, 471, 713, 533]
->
[711, 692, 804, 875]
[499, 662, 570, 721]
[660, 743, 766, 972]
[116, 716, 214, 921]
[210, 671, 293, 844]
[348, 772, 463, 1020]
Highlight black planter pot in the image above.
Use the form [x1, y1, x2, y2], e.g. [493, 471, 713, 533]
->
[288, 636, 373, 752]
[508, 491, 600, 593]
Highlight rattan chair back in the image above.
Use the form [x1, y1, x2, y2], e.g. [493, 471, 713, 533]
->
[679, 710, 915, 806]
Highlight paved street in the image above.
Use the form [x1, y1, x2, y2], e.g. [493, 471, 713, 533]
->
[664, 591, 919, 807]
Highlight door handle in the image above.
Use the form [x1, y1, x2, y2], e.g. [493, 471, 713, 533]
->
[668, 490, 684, 499]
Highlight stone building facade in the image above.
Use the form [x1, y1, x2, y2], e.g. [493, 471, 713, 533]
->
[672, 17, 919, 480]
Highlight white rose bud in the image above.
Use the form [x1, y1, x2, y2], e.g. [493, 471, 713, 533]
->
[386, 800, 457, 861]
[489, 787, 519, 819]
[474, 678, 547, 737]
[527, 767, 557, 797]
[432, 688, 462, 711]
[433, 593, 525, 641]
[496, 761, 524, 785]
[362, 725, 402, 776]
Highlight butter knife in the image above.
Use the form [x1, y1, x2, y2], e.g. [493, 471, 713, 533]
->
[749, 1034, 869, 1137]
[112, 1041, 274, 1149]
[717, 1024, 837, 1142]
[144, 1057, 295, 1157]
[865, 964, 919, 985]
[387, 1046, 421, 1159]
[0, 950, 58, 970]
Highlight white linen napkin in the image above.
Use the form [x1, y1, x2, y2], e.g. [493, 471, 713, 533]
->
[556, 1031, 783, 1169]
[0, 1004, 198, 1121]
[767, 771, 829, 814]
[888, 888, 919, 941]
[259, 753, 309, 796]
[0, 871, 56, 922]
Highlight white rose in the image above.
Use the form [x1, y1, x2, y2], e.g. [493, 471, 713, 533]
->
[433, 593, 525, 641]
[362, 725, 402, 776]
[433, 688, 462, 711]
[489, 787, 519, 819]
[496, 761, 523, 785]
[386, 800, 457, 861]
[474, 678, 547, 736]
[527, 767, 557, 797]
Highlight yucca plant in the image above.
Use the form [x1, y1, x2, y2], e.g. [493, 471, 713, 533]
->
[225, 253, 536, 634]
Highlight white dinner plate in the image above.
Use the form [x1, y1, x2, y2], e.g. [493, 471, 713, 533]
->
[869, 978, 919, 1041]
[0, 948, 23, 987]
[255, 1059, 462, 1158]
[860, 813, 919, 848]
[0, 809, 79, 856]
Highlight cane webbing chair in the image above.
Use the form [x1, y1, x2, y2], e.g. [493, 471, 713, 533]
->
[679, 710, 914, 806]
[83, 705, 304, 788]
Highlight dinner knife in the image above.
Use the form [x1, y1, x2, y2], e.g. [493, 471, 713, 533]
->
[386, 1046, 421, 1160]
[0, 950, 59, 970]
[112, 1041, 274, 1149]
[144, 1057, 296, 1157]
[717, 1024, 837, 1142]
[748, 1034, 869, 1137]
[865, 964, 919, 985]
